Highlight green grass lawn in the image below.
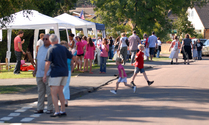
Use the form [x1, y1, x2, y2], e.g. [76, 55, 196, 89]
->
[0, 65, 34, 79]
[152, 56, 170, 61]
[0, 85, 36, 94]
[0, 63, 111, 78]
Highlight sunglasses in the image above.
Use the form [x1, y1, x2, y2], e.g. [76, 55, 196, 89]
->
[43, 38, 48, 40]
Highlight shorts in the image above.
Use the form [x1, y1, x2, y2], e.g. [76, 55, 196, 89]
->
[149, 47, 155, 55]
[77, 53, 84, 56]
[48, 76, 68, 86]
[118, 77, 127, 83]
[134, 67, 145, 74]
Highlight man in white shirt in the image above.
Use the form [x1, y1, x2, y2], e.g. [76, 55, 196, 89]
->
[36, 33, 45, 54]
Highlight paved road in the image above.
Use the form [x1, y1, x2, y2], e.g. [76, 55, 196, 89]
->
[1, 58, 209, 125]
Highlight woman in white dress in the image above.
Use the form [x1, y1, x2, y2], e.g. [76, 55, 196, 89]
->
[169, 36, 181, 64]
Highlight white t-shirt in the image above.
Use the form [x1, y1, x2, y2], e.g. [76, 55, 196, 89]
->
[37, 39, 44, 48]
[157, 40, 161, 46]
[120, 37, 128, 48]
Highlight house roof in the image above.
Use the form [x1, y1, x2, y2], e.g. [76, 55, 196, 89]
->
[168, 10, 178, 21]
[69, 7, 95, 15]
[69, 7, 95, 19]
[195, 3, 209, 29]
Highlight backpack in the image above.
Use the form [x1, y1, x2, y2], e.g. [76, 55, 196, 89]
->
[125, 38, 129, 46]
[174, 41, 178, 51]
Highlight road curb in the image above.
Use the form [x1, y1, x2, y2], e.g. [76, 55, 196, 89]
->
[0, 66, 153, 105]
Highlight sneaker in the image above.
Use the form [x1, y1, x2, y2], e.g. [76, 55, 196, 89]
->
[45, 110, 53, 114]
[50, 112, 60, 117]
[148, 81, 154, 86]
[133, 86, 136, 93]
[110, 90, 117, 94]
[131, 81, 136, 86]
[60, 112, 67, 117]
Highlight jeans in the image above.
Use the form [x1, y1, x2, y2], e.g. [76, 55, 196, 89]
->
[197, 50, 202, 60]
[14, 51, 22, 73]
[100, 57, 107, 72]
[120, 47, 127, 65]
[130, 50, 137, 64]
[63, 71, 71, 100]
[156, 50, 160, 58]
[108, 46, 113, 59]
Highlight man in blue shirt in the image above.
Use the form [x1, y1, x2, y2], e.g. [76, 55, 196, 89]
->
[43, 34, 75, 117]
[148, 31, 158, 61]
[33, 34, 53, 114]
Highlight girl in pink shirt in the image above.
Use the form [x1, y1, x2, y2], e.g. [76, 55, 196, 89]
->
[82, 36, 87, 54]
[76, 36, 84, 71]
[83, 37, 95, 73]
[110, 58, 136, 94]
[100, 38, 109, 73]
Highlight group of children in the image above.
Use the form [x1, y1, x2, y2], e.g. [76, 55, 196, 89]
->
[110, 44, 154, 94]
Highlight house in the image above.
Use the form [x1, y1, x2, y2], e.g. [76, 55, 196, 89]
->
[187, 3, 209, 39]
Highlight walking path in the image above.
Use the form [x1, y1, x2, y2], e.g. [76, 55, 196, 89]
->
[0, 54, 186, 105]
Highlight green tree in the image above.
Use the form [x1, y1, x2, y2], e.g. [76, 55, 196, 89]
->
[91, 0, 207, 39]
[172, 9, 197, 39]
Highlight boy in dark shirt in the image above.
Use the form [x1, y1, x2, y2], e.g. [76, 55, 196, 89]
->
[196, 39, 203, 60]
[130, 44, 154, 86]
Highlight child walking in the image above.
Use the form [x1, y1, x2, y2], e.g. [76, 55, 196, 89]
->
[130, 44, 154, 86]
[110, 57, 136, 94]
[76, 36, 84, 71]
[100, 38, 109, 73]
[83, 37, 95, 73]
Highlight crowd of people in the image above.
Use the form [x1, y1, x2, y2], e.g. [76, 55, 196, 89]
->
[12, 30, 203, 117]
[169, 34, 204, 64]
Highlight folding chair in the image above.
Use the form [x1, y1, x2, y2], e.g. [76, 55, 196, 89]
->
[26, 51, 36, 68]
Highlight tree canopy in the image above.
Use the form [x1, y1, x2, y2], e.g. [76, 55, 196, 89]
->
[91, 0, 207, 38]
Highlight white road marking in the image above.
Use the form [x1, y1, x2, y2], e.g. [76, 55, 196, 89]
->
[20, 118, 34, 122]
[0, 117, 13, 121]
[22, 106, 33, 109]
[8, 113, 20, 117]
[10, 123, 22, 125]
[30, 114, 41, 117]
[15, 109, 26, 112]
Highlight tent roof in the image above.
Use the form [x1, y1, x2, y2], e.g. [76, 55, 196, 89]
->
[55, 13, 95, 29]
[1, 10, 75, 29]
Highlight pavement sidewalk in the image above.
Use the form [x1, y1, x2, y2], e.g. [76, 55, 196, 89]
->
[0, 54, 188, 105]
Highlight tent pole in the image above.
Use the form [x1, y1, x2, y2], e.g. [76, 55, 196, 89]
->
[66, 29, 70, 43]
[54, 25, 60, 43]
[33, 29, 39, 59]
[71, 28, 76, 37]
[7, 29, 12, 70]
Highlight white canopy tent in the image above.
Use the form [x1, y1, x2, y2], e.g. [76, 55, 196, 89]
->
[55, 13, 98, 40]
[1, 10, 75, 66]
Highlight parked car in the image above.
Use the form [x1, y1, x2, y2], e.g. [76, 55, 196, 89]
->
[202, 39, 209, 56]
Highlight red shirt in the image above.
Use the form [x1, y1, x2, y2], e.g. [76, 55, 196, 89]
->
[14, 36, 22, 52]
[145, 38, 149, 47]
[135, 51, 144, 69]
